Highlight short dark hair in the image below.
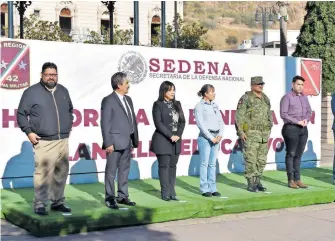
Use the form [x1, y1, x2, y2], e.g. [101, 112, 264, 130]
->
[42, 62, 57, 73]
[292, 75, 305, 83]
[111, 72, 127, 90]
[197, 84, 215, 97]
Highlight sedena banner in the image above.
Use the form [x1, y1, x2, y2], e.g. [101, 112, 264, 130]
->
[0, 39, 322, 188]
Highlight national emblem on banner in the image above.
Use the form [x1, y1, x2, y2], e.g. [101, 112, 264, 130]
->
[118, 51, 147, 84]
[301, 59, 321, 96]
[0, 40, 30, 90]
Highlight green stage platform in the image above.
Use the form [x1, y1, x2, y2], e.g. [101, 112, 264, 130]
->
[1, 168, 334, 237]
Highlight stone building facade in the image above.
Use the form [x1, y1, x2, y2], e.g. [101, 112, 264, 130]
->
[0, 1, 183, 45]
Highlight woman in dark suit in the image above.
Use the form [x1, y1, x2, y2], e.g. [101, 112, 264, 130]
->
[150, 81, 185, 201]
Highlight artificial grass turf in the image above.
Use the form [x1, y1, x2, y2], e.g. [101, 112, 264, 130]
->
[1, 167, 334, 237]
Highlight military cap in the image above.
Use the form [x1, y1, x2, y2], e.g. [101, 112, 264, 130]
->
[251, 76, 264, 85]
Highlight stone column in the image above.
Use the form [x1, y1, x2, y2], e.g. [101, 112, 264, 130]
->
[321, 93, 333, 144]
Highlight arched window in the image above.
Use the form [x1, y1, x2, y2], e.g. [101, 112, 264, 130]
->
[151, 15, 160, 45]
[101, 11, 109, 35]
[1, 4, 8, 36]
[59, 8, 72, 35]
[152, 15, 160, 23]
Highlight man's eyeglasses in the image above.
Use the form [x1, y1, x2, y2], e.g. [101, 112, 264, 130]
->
[43, 74, 58, 78]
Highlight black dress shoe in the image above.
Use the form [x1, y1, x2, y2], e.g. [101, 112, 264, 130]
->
[212, 192, 221, 197]
[106, 199, 119, 209]
[170, 196, 179, 201]
[257, 183, 267, 192]
[162, 196, 170, 201]
[202, 192, 212, 197]
[247, 186, 258, 192]
[35, 207, 48, 216]
[247, 178, 258, 192]
[255, 177, 267, 192]
[51, 204, 71, 212]
[117, 198, 136, 206]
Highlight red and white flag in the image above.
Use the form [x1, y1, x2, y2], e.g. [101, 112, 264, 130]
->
[0, 40, 30, 90]
[301, 59, 321, 96]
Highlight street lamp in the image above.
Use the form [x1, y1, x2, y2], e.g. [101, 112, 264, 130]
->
[101, 1, 116, 45]
[14, 1, 32, 39]
[255, 5, 275, 55]
[161, 1, 166, 47]
[134, 1, 139, 45]
[8, 1, 14, 38]
[174, 1, 178, 48]
[277, 1, 290, 56]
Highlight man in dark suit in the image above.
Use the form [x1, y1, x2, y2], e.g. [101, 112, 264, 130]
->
[100, 72, 139, 209]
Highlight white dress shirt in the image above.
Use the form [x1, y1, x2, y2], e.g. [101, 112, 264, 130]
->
[116, 91, 134, 132]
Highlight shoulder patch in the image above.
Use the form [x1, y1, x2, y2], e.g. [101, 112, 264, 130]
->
[237, 94, 248, 109]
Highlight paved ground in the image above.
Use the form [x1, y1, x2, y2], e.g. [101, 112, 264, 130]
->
[1, 144, 334, 241]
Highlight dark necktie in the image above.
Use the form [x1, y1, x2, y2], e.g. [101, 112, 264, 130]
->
[123, 97, 134, 133]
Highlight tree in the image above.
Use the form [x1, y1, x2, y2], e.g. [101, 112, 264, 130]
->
[18, 14, 72, 42]
[84, 25, 133, 45]
[292, 1, 335, 95]
[152, 14, 213, 50]
[226, 36, 238, 45]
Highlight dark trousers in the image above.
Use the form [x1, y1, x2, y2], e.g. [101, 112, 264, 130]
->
[157, 152, 179, 197]
[282, 124, 308, 181]
[333, 130, 335, 180]
[104, 144, 131, 201]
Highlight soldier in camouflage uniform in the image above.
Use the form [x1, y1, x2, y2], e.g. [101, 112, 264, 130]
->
[235, 76, 273, 192]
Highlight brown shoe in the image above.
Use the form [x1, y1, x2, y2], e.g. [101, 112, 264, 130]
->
[295, 180, 308, 188]
[288, 180, 299, 189]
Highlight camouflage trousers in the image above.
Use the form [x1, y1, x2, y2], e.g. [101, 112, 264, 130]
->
[242, 138, 269, 179]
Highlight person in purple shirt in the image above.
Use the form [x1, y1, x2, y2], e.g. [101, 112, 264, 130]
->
[280, 75, 311, 189]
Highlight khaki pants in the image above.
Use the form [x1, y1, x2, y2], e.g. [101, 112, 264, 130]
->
[33, 138, 69, 209]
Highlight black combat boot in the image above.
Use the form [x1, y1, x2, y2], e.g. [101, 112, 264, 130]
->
[255, 176, 267, 192]
[247, 178, 258, 192]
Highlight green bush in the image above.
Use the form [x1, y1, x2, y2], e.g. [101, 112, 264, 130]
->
[194, 8, 205, 15]
[222, 11, 237, 18]
[207, 7, 218, 14]
[226, 36, 238, 45]
[152, 14, 213, 51]
[200, 20, 217, 29]
[208, 14, 215, 20]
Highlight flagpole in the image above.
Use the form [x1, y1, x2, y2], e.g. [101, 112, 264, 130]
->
[161, 1, 166, 47]
[8, 1, 14, 38]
